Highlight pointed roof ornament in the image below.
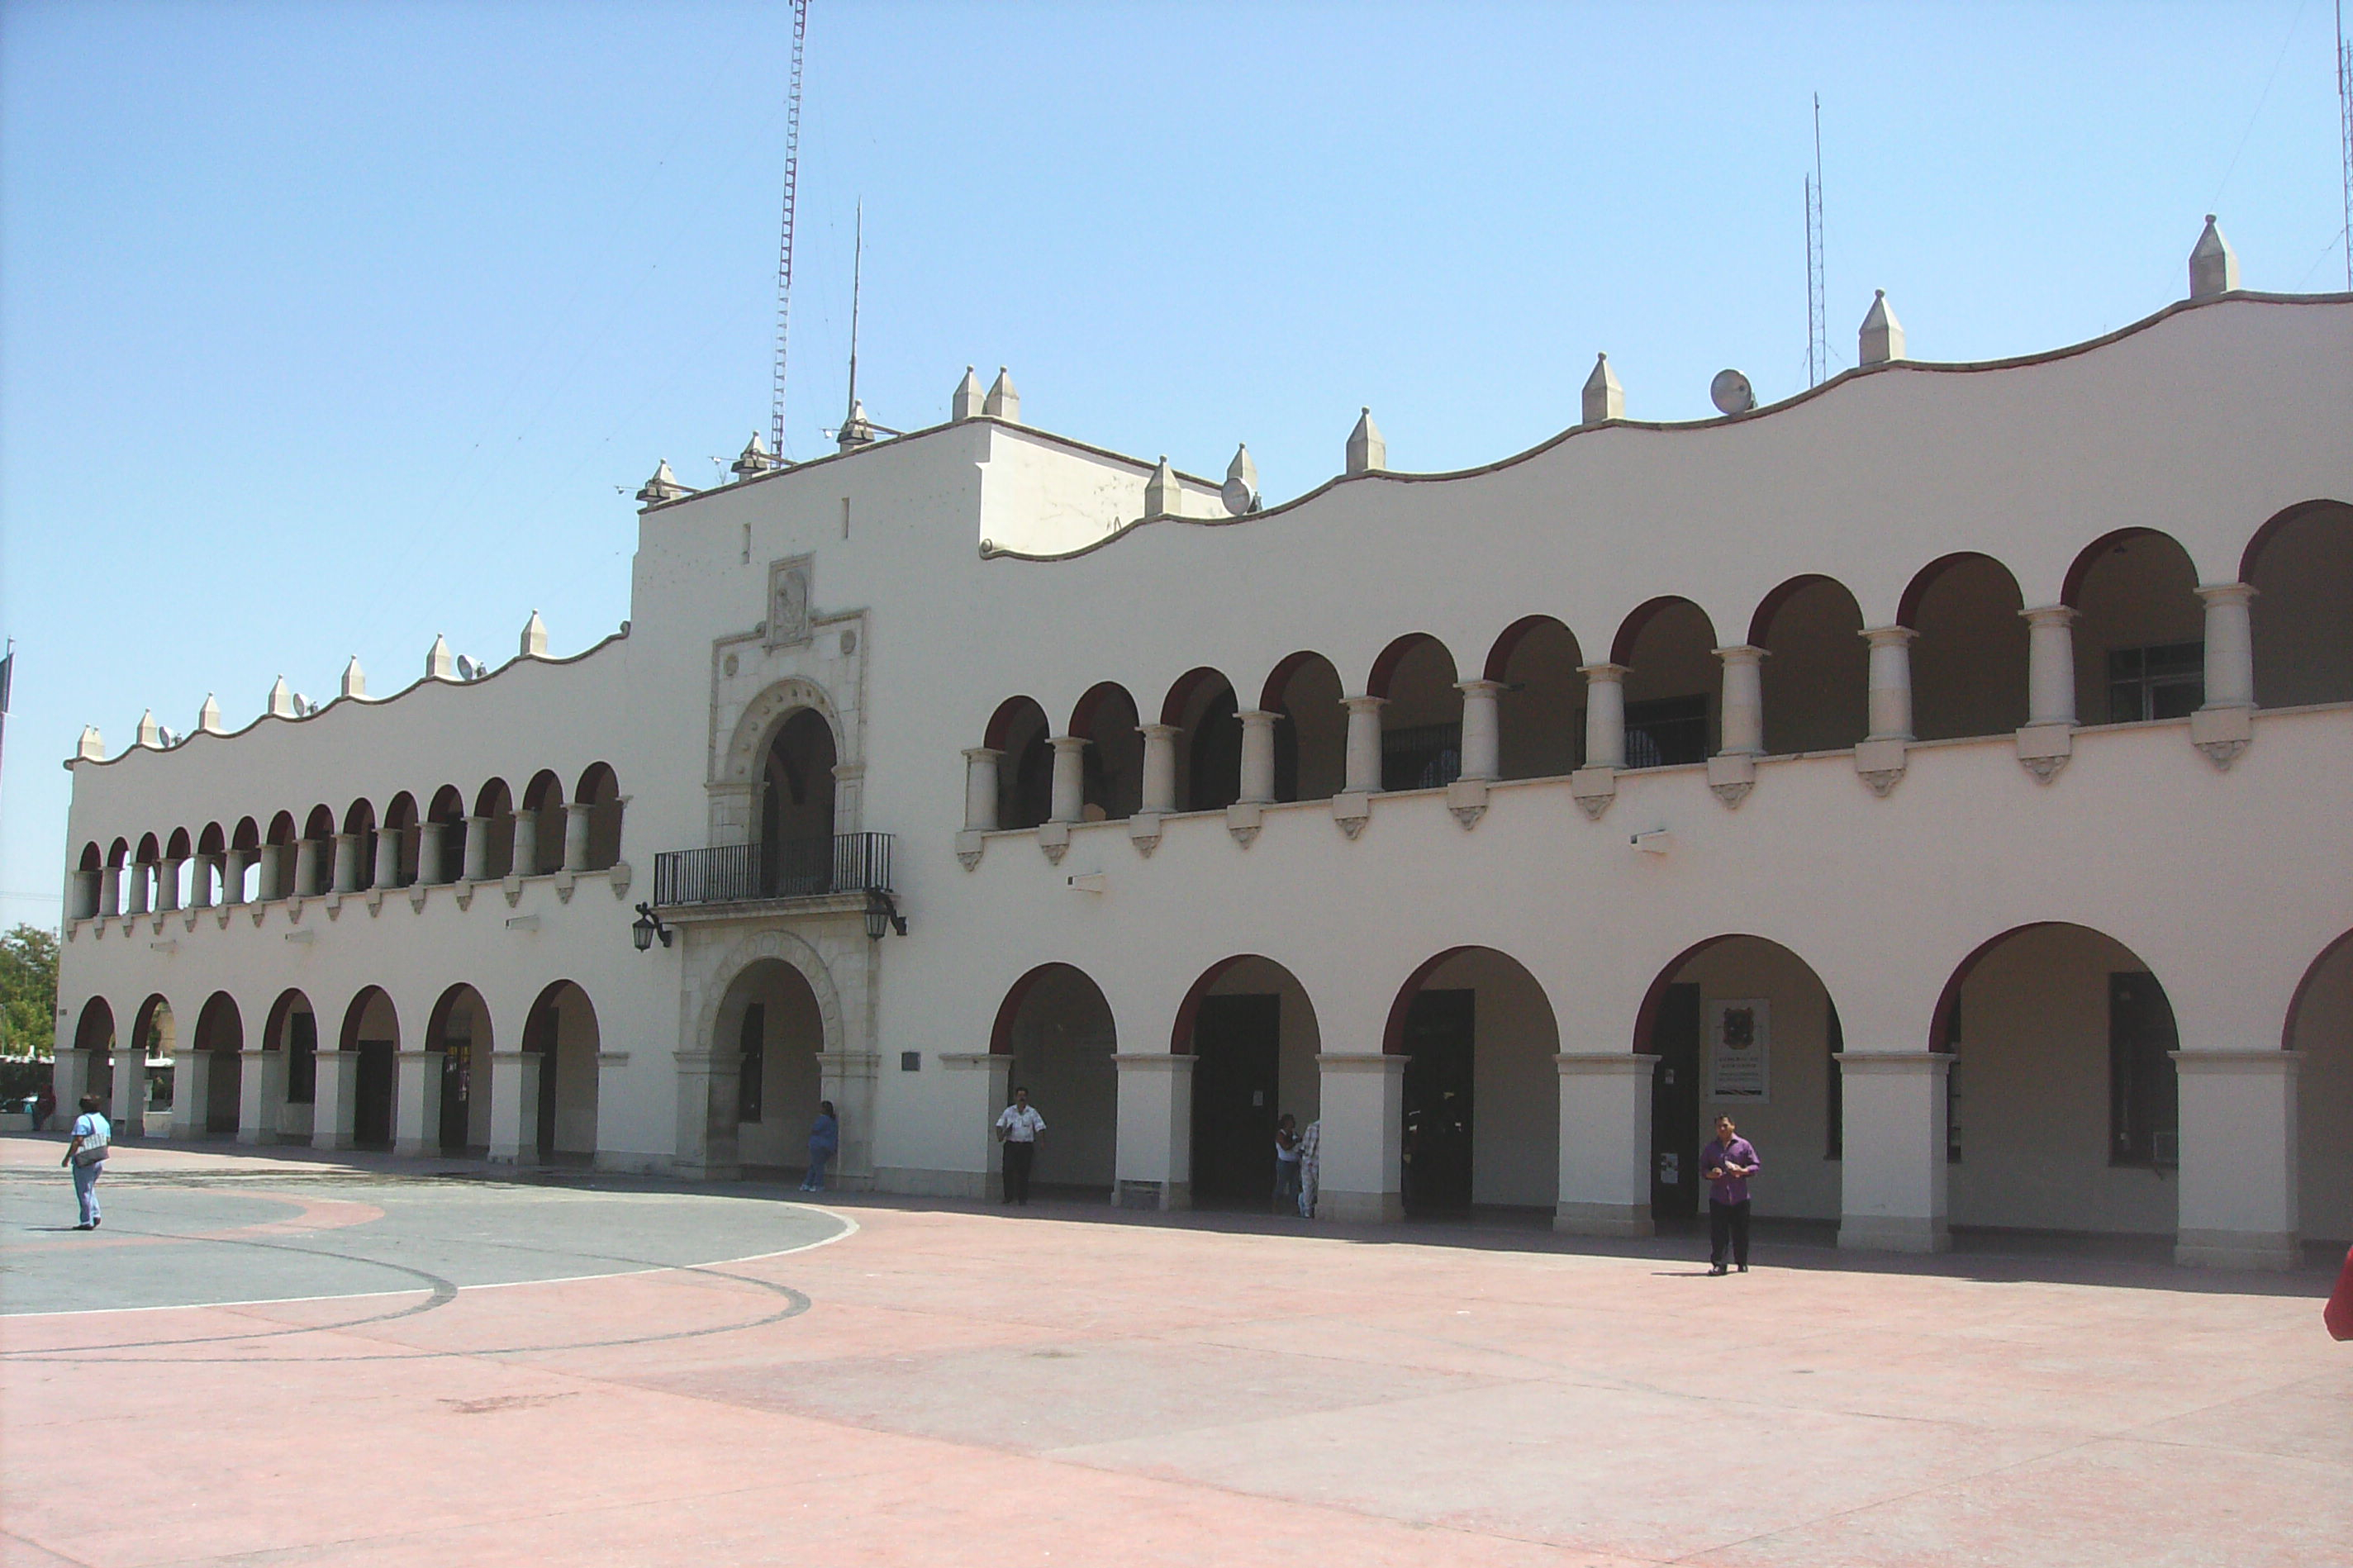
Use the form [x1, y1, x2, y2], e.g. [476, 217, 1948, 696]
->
[1220, 444, 1260, 516]
[952, 365, 986, 421]
[837, 399, 876, 453]
[520, 610, 549, 658]
[76, 725, 105, 762]
[983, 367, 1020, 424]
[2189, 214, 2239, 299]
[197, 694, 225, 734]
[730, 430, 781, 480]
[267, 676, 297, 719]
[425, 634, 455, 681]
[1858, 290, 1906, 366]
[636, 459, 688, 504]
[340, 657, 366, 701]
[1581, 354, 1624, 425]
[1144, 455, 1179, 519]
[135, 710, 162, 748]
[1346, 407, 1386, 476]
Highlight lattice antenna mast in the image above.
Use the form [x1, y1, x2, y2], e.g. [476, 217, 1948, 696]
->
[1805, 93, 1827, 386]
[2339, 0, 2351, 292]
[844, 202, 863, 424]
[769, 0, 810, 457]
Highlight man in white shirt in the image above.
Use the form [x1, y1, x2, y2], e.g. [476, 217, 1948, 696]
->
[63, 1094, 112, 1231]
[995, 1086, 1045, 1206]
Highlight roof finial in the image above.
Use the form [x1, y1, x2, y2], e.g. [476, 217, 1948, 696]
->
[2189, 214, 2239, 299]
[1858, 289, 1906, 366]
[76, 725, 104, 762]
[1144, 455, 1179, 519]
[1346, 407, 1386, 476]
[135, 710, 162, 748]
[340, 657, 366, 701]
[197, 694, 224, 734]
[520, 611, 549, 658]
[1581, 353, 1624, 424]
[952, 365, 985, 421]
[984, 366, 1020, 423]
[267, 676, 296, 719]
[637, 459, 689, 504]
[425, 634, 455, 680]
[731, 430, 781, 479]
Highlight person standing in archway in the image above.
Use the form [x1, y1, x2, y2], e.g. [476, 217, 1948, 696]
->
[801, 1100, 838, 1193]
[1701, 1114, 1761, 1276]
[996, 1086, 1044, 1206]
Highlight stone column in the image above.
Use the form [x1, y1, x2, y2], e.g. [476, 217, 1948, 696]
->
[1554, 1052, 1658, 1235]
[2196, 583, 2256, 708]
[195, 853, 221, 909]
[2023, 606, 2078, 727]
[463, 817, 493, 881]
[1456, 681, 1503, 780]
[110, 1038, 147, 1134]
[962, 748, 1001, 831]
[417, 823, 449, 886]
[294, 839, 322, 896]
[1236, 711, 1281, 804]
[1112, 1053, 1194, 1210]
[1713, 647, 1766, 755]
[50, 1049, 91, 1117]
[814, 1050, 877, 1188]
[2171, 1049, 2299, 1269]
[373, 827, 402, 889]
[1834, 1051, 1951, 1252]
[1138, 724, 1181, 815]
[311, 1049, 358, 1151]
[124, 862, 150, 916]
[330, 834, 359, 894]
[97, 865, 121, 918]
[221, 848, 249, 906]
[487, 1051, 541, 1164]
[1861, 626, 1918, 740]
[672, 1051, 737, 1181]
[511, 810, 540, 878]
[1048, 736, 1088, 824]
[1342, 696, 1386, 794]
[393, 1050, 443, 1157]
[171, 1046, 209, 1138]
[1580, 664, 1628, 769]
[257, 843, 284, 900]
[1313, 1052, 1405, 1224]
[563, 803, 592, 872]
[238, 1047, 287, 1146]
[72, 869, 102, 920]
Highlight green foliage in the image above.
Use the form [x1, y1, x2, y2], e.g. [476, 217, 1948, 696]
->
[0, 924, 61, 1059]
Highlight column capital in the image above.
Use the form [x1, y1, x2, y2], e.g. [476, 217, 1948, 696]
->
[1555, 1051, 1661, 1076]
[1710, 644, 1767, 664]
[1858, 625, 1918, 648]
[1576, 662, 1630, 682]
[1315, 1051, 1407, 1073]
[1832, 1049, 1952, 1076]
[1047, 734, 1089, 753]
[961, 746, 1004, 763]
[1453, 678, 1507, 697]
[2019, 603, 2078, 628]
[1341, 693, 1388, 714]
[1134, 722, 1181, 741]
[1234, 708, 1283, 725]
[2193, 581, 2257, 607]
[1110, 1052, 1196, 1072]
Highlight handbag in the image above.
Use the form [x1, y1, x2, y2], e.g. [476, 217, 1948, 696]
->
[70, 1142, 109, 1167]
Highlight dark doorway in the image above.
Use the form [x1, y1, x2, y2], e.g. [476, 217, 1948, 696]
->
[526, 1002, 560, 1157]
[1190, 995, 1279, 1205]
[352, 1041, 395, 1147]
[206, 1051, 240, 1134]
[439, 1040, 472, 1152]
[1401, 990, 1474, 1214]
[1650, 983, 1702, 1219]
[2108, 972, 2180, 1167]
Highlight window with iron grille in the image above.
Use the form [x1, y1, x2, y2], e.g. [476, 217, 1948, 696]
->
[1381, 723, 1462, 791]
[2106, 642, 2202, 723]
[1625, 695, 1708, 768]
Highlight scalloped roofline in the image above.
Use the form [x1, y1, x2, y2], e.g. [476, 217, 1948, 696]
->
[69, 628, 630, 770]
[977, 290, 2352, 565]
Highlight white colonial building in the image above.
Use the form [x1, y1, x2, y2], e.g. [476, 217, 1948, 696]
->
[50, 221, 2353, 1269]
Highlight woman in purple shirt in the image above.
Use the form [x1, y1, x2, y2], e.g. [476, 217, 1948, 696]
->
[1701, 1115, 1761, 1276]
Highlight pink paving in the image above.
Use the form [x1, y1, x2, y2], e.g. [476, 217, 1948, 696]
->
[2, 1140, 2347, 1567]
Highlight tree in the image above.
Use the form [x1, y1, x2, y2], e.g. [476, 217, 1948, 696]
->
[0, 924, 60, 1057]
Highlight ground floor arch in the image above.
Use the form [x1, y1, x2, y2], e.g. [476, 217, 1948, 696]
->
[256, 990, 319, 1145]
[425, 984, 494, 1154]
[188, 991, 245, 1136]
[715, 958, 826, 1174]
[991, 963, 1117, 1198]
[1384, 948, 1558, 1216]
[524, 980, 601, 1162]
[2289, 930, 2353, 1244]
[334, 986, 400, 1150]
[1173, 956, 1322, 1208]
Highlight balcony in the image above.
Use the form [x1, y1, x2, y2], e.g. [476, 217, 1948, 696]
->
[651, 832, 894, 910]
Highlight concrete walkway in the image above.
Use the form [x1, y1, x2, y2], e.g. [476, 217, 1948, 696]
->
[2, 1135, 2346, 1566]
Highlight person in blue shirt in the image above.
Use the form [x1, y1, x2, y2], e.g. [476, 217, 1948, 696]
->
[63, 1095, 112, 1231]
[801, 1100, 839, 1192]
[1700, 1114, 1761, 1276]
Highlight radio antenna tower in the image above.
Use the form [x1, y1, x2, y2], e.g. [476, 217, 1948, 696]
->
[2338, 0, 2351, 291]
[769, 0, 811, 457]
[1805, 93, 1827, 386]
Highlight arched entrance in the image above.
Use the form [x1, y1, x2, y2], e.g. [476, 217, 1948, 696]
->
[762, 709, 838, 892]
[2243, 500, 2352, 707]
[715, 958, 826, 1175]
[991, 964, 1117, 1199]
[125, 995, 175, 1133]
[191, 992, 244, 1136]
[68, 998, 114, 1110]
[337, 987, 400, 1149]
[426, 984, 494, 1154]
[260, 990, 317, 1144]
[1173, 957, 1322, 1207]
[2064, 530, 2204, 724]
[1383, 948, 1558, 1216]
[523, 981, 601, 1163]
[1933, 924, 2180, 1239]
[1634, 937, 1842, 1225]
[2288, 931, 2353, 1245]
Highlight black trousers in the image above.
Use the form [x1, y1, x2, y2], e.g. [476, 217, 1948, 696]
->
[1003, 1140, 1035, 1205]
[1709, 1199, 1752, 1268]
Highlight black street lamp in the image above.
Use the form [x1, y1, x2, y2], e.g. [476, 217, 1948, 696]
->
[631, 901, 673, 952]
[863, 889, 907, 942]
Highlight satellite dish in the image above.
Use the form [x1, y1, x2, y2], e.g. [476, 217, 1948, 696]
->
[292, 693, 314, 716]
[1709, 369, 1756, 415]
[157, 726, 180, 748]
[1219, 475, 1257, 516]
[456, 655, 481, 682]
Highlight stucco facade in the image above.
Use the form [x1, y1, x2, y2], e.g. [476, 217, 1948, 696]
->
[50, 270, 2353, 1270]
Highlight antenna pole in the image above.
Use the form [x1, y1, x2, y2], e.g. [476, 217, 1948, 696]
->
[2339, 0, 2351, 292]
[769, 0, 810, 457]
[844, 200, 863, 428]
[1806, 93, 1826, 386]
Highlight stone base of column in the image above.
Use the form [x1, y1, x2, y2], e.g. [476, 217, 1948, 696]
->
[1838, 1215, 1951, 1253]
[1115, 1178, 1191, 1212]
[1318, 1188, 1405, 1224]
[392, 1133, 437, 1158]
[2175, 1228, 2298, 1271]
[871, 1165, 991, 1200]
[1554, 1200, 1652, 1238]
[671, 1157, 742, 1183]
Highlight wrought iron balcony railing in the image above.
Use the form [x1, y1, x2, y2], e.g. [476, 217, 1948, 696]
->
[651, 832, 893, 908]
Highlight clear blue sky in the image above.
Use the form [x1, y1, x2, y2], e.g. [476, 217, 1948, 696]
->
[2, 0, 2345, 929]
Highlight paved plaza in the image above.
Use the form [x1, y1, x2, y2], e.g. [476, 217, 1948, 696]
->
[2, 1135, 2346, 1567]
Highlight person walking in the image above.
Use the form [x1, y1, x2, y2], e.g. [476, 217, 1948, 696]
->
[801, 1100, 839, 1192]
[1295, 1116, 1321, 1219]
[63, 1095, 111, 1231]
[1701, 1114, 1761, 1275]
[996, 1086, 1044, 1206]
[1272, 1114, 1303, 1214]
